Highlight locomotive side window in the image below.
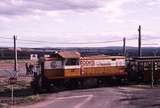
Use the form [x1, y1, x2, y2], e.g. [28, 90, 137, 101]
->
[65, 59, 79, 66]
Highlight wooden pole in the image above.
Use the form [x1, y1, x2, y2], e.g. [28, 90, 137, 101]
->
[11, 84, 14, 105]
[11, 35, 17, 105]
[151, 61, 154, 88]
[14, 35, 17, 72]
[138, 25, 142, 57]
[123, 37, 126, 56]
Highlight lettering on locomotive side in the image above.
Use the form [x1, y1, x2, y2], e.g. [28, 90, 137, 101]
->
[95, 60, 112, 67]
[115, 59, 126, 66]
[81, 59, 125, 67]
[80, 60, 95, 67]
[51, 61, 63, 68]
[45, 60, 63, 69]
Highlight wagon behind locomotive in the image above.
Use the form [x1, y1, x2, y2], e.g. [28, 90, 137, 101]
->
[127, 57, 160, 82]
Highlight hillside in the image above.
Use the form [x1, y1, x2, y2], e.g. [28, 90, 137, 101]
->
[0, 47, 160, 59]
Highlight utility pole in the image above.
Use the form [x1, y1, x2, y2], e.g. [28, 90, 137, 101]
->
[137, 26, 142, 82]
[11, 35, 17, 105]
[0, 49, 4, 58]
[138, 25, 142, 57]
[14, 35, 17, 72]
[151, 61, 154, 88]
[123, 37, 126, 56]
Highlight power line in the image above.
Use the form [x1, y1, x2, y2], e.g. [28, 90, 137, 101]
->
[0, 36, 12, 40]
[0, 36, 130, 46]
[0, 36, 124, 44]
[1, 35, 160, 45]
[17, 37, 139, 45]
[142, 43, 159, 46]
[17, 39, 122, 44]
[0, 41, 13, 44]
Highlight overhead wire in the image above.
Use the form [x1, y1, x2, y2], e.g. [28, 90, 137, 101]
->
[17, 37, 138, 45]
[0, 35, 160, 46]
[0, 36, 13, 40]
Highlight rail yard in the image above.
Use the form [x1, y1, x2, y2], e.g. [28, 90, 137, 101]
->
[1, 49, 160, 108]
[0, 22, 159, 108]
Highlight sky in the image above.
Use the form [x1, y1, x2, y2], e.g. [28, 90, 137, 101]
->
[0, 0, 160, 47]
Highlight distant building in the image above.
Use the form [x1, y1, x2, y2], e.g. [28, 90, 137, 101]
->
[8, 47, 22, 51]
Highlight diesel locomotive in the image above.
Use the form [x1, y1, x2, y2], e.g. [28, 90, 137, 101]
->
[31, 51, 127, 91]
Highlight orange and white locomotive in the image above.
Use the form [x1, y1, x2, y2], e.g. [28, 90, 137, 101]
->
[32, 51, 127, 91]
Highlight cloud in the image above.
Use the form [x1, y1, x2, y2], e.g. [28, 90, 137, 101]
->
[0, 0, 135, 17]
[0, 16, 11, 22]
[0, 0, 138, 25]
[146, 0, 160, 6]
[100, 0, 135, 23]
[0, 0, 103, 16]
[127, 19, 142, 24]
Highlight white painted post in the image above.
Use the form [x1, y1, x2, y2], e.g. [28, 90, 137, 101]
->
[11, 84, 14, 105]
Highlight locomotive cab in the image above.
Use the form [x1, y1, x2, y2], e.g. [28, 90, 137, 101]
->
[64, 58, 81, 77]
[43, 51, 81, 80]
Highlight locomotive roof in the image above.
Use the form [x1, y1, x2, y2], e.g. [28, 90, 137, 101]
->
[45, 51, 125, 60]
[58, 51, 80, 59]
[81, 55, 125, 60]
[129, 56, 160, 61]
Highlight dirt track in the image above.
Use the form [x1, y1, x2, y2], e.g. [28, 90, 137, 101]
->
[13, 86, 160, 108]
